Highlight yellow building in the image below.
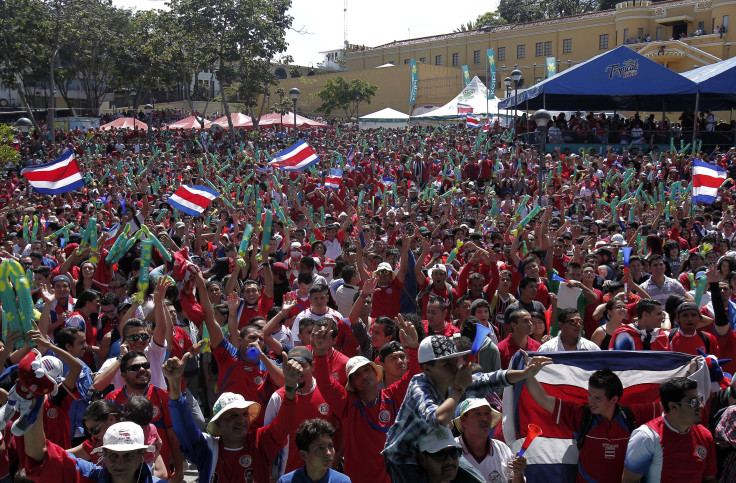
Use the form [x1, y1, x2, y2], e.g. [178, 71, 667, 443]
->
[274, 0, 734, 118]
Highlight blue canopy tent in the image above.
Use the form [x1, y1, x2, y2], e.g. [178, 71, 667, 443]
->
[499, 46, 698, 112]
[682, 57, 736, 110]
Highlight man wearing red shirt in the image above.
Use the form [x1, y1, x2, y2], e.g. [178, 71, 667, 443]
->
[311, 314, 421, 483]
[497, 310, 541, 369]
[551, 238, 572, 278]
[623, 377, 716, 482]
[610, 299, 670, 351]
[668, 302, 719, 357]
[422, 296, 460, 338]
[64, 289, 100, 369]
[224, 261, 274, 330]
[371, 234, 410, 319]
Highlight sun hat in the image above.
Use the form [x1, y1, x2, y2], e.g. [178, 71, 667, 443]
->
[206, 392, 261, 436]
[453, 398, 502, 433]
[345, 356, 383, 392]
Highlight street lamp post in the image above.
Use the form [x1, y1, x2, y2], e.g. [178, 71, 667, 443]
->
[511, 69, 522, 132]
[14, 117, 33, 135]
[532, 109, 552, 205]
[504, 77, 511, 125]
[532, 63, 537, 84]
[144, 104, 153, 142]
[355, 93, 361, 121]
[289, 87, 300, 140]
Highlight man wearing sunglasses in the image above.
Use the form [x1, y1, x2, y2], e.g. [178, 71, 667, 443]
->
[417, 426, 484, 483]
[106, 351, 184, 482]
[623, 377, 716, 483]
[538, 308, 600, 352]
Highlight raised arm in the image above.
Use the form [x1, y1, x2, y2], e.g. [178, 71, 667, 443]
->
[524, 375, 555, 414]
[152, 277, 172, 348]
[195, 270, 224, 348]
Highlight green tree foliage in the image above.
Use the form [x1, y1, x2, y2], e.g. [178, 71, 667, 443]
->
[316, 77, 378, 119]
[455, 11, 507, 32]
[497, 0, 613, 24]
[0, 125, 21, 167]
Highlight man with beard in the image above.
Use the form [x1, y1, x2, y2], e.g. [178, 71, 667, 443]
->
[105, 351, 184, 482]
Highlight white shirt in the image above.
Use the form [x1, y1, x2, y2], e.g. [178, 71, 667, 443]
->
[457, 435, 514, 483]
[538, 335, 601, 352]
[291, 307, 342, 344]
[97, 339, 168, 390]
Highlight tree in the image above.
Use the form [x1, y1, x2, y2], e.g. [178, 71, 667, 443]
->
[168, 0, 292, 139]
[316, 77, 378, 119]
[454, 11, 507, 32]
[498, 0, 546, 24]
[270, 87, 293, 128]
[0, 125, 21, 168]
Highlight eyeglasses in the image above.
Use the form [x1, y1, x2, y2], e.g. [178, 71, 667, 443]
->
[125, 362, 151, 372]
[424, 447, 462, 461]
[86, 421, 104, 436]
[675, 395, 704, 410]
[563, 317, 583, 325]
[127, 333, 150, 342]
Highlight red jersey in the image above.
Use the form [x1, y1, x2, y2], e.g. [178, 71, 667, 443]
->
[170, 326, 194, 390]
[237, 294, 274, 330]
[497, 335, 541, 369]
[422, 320, 460, 338]
[609, 325, 670, 351]
[42, 388, 77, 450]
[552, 254, 572, 278]
[371, 277, 403, 319]
[213, 339, 276, 430]
[669, 329, 719, 357]
[554, 399, 658, 483]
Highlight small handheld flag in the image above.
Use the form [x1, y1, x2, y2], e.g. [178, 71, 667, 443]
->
[466, 115, 480, 128]
[692, 159, 727, 204]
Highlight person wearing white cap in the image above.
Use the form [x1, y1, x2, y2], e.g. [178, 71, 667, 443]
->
[453, 398, 526, 483]
[164, 352, 304, 483]
[383, 335, 551, 482]
[416, 426, 485, 483]
[24, 416, 164, 482]
[370, 233, 411, 319]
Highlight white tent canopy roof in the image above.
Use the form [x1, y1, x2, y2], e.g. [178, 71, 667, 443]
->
[412, 76, 503, 119]
[359, 107, 409, 121]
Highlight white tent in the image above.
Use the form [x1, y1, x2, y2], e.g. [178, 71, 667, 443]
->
[412, 76, 505, 120]
[358, 107, 409, 130]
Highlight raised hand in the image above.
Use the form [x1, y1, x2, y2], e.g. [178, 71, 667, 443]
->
[396, 313, 419, 349]
[283, 359, 304, 388]
[162, 353, 191, 381]
[361, 276, 381, 296]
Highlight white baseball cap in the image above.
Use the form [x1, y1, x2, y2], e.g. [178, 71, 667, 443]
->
[91, 422, 155, 454]
[453, 398, 502, 433]
[418, 426, 461, 454]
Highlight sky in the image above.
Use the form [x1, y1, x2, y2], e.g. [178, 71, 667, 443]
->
[111, 0, 501, 67]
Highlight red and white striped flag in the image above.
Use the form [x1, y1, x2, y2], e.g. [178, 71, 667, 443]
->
[21, 146, 85, 194]
[269, 140, 320, 172]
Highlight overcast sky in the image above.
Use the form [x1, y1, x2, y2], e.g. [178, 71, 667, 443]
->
[111, 0, 501, 67]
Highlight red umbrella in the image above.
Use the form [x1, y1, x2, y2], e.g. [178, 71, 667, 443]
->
[163, 116, 212, 130]
[100, 117, 148, 131]
[211, 113, 253, 129]
[257, 111, 327, 128]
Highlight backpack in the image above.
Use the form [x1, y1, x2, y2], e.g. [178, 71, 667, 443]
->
[576, 405, 637, 450]
[667, 328, 711, 354]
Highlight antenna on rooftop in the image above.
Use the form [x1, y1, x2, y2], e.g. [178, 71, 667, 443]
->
[344, 0, 349, 48]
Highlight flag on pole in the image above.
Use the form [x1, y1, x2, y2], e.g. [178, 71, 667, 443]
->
[21, 146, 85, 194]
[487, 49, 496, 100]
[167, 185, 220, 216]
[482, 119, 492, 132]
[461, 65, 471, 86]
[409, 59, 418, 106]
[466, 115, 480, 128]
[269, 140, 320, 172]
[692, 159, 727, 204]
[325, 168, 343, 190]
[502, 351, 709, 482]
[457, 103, 473, 115]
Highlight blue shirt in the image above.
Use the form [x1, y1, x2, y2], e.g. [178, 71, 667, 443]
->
[278, 467, 352, 483]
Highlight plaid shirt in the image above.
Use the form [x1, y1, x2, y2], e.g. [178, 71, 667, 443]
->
[382, 369, 510, 465]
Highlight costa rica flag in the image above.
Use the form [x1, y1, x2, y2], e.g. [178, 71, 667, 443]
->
[501, 351, 710, 482]
[167, 185, 220, 216]
[269, 140, 320, 172]
[21, 146, 85, 194]
[466, 115, 480, 128]
[692, 159, 727, 204]
[325, 168, 343, 190]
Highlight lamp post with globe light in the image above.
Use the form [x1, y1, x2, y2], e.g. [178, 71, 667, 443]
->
[532, 109, 552, 205]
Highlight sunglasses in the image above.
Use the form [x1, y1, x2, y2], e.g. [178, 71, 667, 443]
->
[86, 421, 104, 436]
[424, 447, 462, 461]
[125, 362, 151, 372]
[563, 317, 583, 325]
[127, 333, 150, 342]
[675, 395, 704, 410]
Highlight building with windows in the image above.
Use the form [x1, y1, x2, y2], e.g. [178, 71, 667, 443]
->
[346, 0, 734, 99]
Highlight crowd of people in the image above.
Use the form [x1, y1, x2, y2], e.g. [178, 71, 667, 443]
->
[1, 109, 736, 483]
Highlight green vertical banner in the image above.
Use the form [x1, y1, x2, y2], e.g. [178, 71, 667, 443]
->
[461, 65, 470, 86]
[486, 49, 496, 99]
[409, 59, 418, 106]
[546, 56, 557, 78]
